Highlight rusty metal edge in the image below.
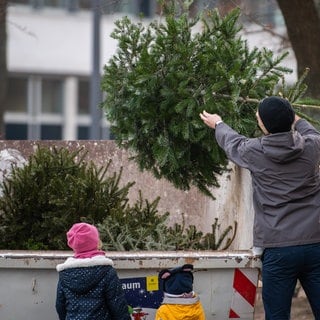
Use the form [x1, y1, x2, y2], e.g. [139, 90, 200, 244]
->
[0, 250, 262, 270]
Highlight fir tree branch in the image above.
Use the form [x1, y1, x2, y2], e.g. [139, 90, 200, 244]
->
[212, 92, 320, 110]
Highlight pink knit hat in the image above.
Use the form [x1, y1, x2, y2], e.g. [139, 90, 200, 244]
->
[67, 222, 105, 258]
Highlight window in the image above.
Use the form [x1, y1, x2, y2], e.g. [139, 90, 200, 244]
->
[5, 75, 64, 139]
[42, 78, 63, 114]
[78, 79, 89, 115]
[8, 0, 29, 4]
[77, 125, 89, 139]
[6, 77, 28, 112]
[41, 124, 62, 139]
[5, 124, 28, 140]
[30, 0, 65, 9]
[5, 74, 110, 140]
[137, 0, 151, 17]
[9, 0, 156, 16]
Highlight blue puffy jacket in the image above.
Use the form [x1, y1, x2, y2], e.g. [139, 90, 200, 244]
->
[56, 255, 131, 320]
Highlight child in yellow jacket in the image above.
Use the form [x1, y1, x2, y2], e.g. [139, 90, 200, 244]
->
[155, 264, 206, 320]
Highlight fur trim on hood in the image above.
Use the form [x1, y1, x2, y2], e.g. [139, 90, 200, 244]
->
[56, 255, 114, 272]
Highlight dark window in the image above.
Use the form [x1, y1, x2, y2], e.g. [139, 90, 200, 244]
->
[42, 78, 63, 114]
[78, 0, 91, 10]
[78, 79, 89, 115]
[7, 77, 28, 112]
[138, 0, 151, 17]
[5, 124, 28, 140]
[8, 0, 29, 4]
[41, 125, 62, 139]
[77, 125, 89, 139]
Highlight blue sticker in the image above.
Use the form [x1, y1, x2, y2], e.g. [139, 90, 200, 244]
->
[121, 276, 163, 310]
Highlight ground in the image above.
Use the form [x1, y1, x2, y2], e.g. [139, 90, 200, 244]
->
[254, 286, 314, 319]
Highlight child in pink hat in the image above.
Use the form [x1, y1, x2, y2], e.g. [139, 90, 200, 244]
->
[66, 222, 105, 258]
[55, 222, 131, 320]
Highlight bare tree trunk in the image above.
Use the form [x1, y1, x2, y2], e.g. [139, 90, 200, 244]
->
[277, 0, 320, 99]
[0, 0, 7, 138]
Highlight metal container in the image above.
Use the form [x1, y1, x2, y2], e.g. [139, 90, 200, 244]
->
[0, 250, 261, 320]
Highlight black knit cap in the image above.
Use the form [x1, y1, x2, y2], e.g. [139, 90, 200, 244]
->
[258, 96, 295, 133]
[158, 264, 194, 295]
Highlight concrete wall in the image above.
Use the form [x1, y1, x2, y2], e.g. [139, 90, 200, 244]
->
[0, 140, 254, 250]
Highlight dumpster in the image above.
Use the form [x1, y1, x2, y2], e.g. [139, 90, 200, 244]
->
[0, 250, 261, 320]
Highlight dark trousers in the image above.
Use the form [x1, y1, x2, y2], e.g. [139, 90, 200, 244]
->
[261, 243, 320, 320]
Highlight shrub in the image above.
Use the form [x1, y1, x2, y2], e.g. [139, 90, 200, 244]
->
[0, 145, 236, 251]
[0, 146, 133, 249]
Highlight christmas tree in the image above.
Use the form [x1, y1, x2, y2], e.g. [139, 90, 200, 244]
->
[101, 4, 306, 198]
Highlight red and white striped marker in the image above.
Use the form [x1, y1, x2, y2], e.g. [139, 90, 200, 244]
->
[229, 268, 259, 319]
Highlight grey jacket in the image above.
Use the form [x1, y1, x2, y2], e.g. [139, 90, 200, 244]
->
[215, 119, 320, 248]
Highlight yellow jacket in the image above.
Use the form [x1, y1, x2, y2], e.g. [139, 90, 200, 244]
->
[155, 296, 206, 320]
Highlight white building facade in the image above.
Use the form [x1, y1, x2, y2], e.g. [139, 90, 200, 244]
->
[6, 0, 158, 140]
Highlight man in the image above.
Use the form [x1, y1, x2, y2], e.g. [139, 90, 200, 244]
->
[200, 96, 320, 319]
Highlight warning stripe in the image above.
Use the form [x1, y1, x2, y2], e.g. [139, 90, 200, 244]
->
[229, 309, 240, 318]
[229, 268, 258, 319]
[233, 268, 256, 306]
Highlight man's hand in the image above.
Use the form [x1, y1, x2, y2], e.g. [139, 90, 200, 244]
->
[199, 110, 222, 129]
[294, 114, 301, 124]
